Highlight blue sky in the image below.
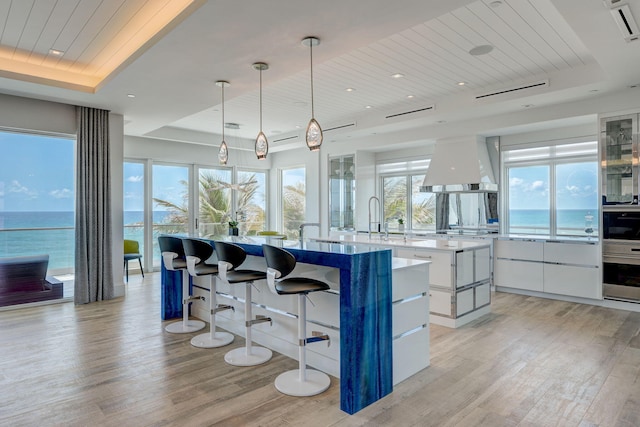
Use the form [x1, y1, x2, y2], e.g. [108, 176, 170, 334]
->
[0, 132, 75, 212]
[509, 162, 598, 210]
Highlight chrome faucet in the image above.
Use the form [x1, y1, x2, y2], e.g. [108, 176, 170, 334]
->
[368, 196, 381, 239]
[299, 223, 320, 244]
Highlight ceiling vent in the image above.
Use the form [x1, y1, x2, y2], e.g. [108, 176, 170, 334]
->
[385, 105, 435, 119]
[272, 135, 298, 144]
[608, 3, 640, 42]
[324, 122, 356, 133]
[475, 80, 548, 100]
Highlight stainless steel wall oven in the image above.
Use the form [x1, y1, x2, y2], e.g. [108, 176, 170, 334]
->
[602, 208, 640, 301]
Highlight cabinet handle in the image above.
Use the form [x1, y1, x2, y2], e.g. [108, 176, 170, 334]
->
[413, 254, 432, 259]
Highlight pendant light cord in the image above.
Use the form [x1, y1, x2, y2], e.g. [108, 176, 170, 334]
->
[221, 84, 225, 141]
[310, 41, 315, 119]
[259, 68, 263, 131]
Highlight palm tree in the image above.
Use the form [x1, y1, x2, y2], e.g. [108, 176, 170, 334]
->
[283, 181, 306, 238]
[152, 172, 262, 237]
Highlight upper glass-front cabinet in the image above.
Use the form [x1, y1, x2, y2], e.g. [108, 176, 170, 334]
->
[329, 155, 355, 230]
[601, 114, 638, 204]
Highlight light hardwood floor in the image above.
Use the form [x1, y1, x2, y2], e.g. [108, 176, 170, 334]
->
[1, 273, 639, 427]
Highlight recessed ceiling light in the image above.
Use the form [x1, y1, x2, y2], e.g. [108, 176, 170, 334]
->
[390, 73, 405, 79]
[407, 95, 415, 99]
[436, 120, 447, 124]
[489, 1, 503, 8]
[127, 93, 136, 98]
[458, 82, 466, 86]
[224, 122, 240, 129]
[295, 125, 302, 129]
[522, 104, 535, 108]
[589, 89, 599, 93]
[49, 48, 64, 56]
[469, 45, 494, 56]
[345, 88, 355, 92]
[365, 105, 373, 109]
[629, 83, 640, 88]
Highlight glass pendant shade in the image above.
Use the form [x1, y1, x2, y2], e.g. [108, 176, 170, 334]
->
[216, 80, 230, 165]
[218, 140, 228, 165]
[303, 36, 322, 152]
[252, 62, 269, 160]
[255, 131, 268, 159]
[306, 118, 323, 151]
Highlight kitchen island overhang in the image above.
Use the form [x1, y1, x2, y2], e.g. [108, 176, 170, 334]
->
[160, 236, 429, 414]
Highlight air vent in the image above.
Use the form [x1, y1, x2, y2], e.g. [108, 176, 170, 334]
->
[272, 135, 298, 143]
[325, 122, 356, 133]
[475, 80, 548, 100]
[603, 0, 625, 8]
[610, 4, 639, 42]
[385, 105, 435, 119]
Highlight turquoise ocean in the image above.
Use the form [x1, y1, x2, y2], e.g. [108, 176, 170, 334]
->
[0, 209, 597, 270]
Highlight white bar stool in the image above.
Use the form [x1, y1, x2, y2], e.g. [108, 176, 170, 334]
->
[262, 244, 331, 396]
[183, 238, 234, 348]
[158, 236, 205, 334]
[214, 241, 272, 366]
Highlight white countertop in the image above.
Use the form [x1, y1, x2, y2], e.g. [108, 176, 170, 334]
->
[496, 234, 600, 244]
[311, 235, 490, 251]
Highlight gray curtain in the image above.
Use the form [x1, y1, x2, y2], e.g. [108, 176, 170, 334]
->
[74, 106, 114, 304]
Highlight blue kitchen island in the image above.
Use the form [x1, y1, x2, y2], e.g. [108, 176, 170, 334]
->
[161, 236, 427, 414]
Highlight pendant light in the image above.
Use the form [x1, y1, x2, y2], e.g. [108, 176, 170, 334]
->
[253, 62, 269, 160]
[302, 36, 322, 151]
[216, 80, 230, 165]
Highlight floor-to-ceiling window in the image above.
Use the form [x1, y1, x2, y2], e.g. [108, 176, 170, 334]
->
[281, 167, 306, 239]
[503, 141, 598, 236]
[152, 163, 190, 267]
[0, 130, 75, 274]
[124, 161, 268, 271]
[123, 161, 146, 273]
[237, 169, 267, 234]
[379, 158, 435, 231]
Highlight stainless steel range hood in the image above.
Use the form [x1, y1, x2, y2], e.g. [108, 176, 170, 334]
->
[420, 136, 498, 193]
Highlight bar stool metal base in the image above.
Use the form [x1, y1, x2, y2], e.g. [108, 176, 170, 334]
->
[191, 331, 234, 348]
[165, 319, 205, 334]
[224, 346, 272, 366]
[275, 369, 330, 397]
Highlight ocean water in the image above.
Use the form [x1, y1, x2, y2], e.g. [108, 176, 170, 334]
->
[0, 211, 173, 270]
[509, 209, 598, 235]
[0, 209, 599, 270]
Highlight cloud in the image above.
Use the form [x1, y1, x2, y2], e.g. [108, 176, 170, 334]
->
[509, 177, 524, 186]
[49, 188, 73, 199]
[9, 180, 30, 194]
[127, 175, 143, 182]
[9, 180, 38, 198]
[530, 180, 545, 191]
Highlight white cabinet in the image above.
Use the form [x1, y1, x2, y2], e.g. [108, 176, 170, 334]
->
[542, 242, 601, 299]
[494, 240, 544, 292]
[430, 289, 452, 316]
[494, 239, 601, 300]
[397, 244, 492, 327]
[396, 248, 451, 287]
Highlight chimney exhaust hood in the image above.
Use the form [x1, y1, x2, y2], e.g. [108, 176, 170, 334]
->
[420, 136, 498, 193]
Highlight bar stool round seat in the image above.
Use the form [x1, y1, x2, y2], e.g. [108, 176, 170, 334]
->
[183, 238, 234, 348]
[214, 241, 272, 366]
[262, 244, 331, 397]
[158, 236, 205, 334]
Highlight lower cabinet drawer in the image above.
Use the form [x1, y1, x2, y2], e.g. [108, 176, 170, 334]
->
[494, 259, 543, 292]
[456, 287, 474, 316]
[430, 289, 451, 316]
[543, 264, 601, 299]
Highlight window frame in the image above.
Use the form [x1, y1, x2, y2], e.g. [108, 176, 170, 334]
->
[501, 140, 599, 237]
